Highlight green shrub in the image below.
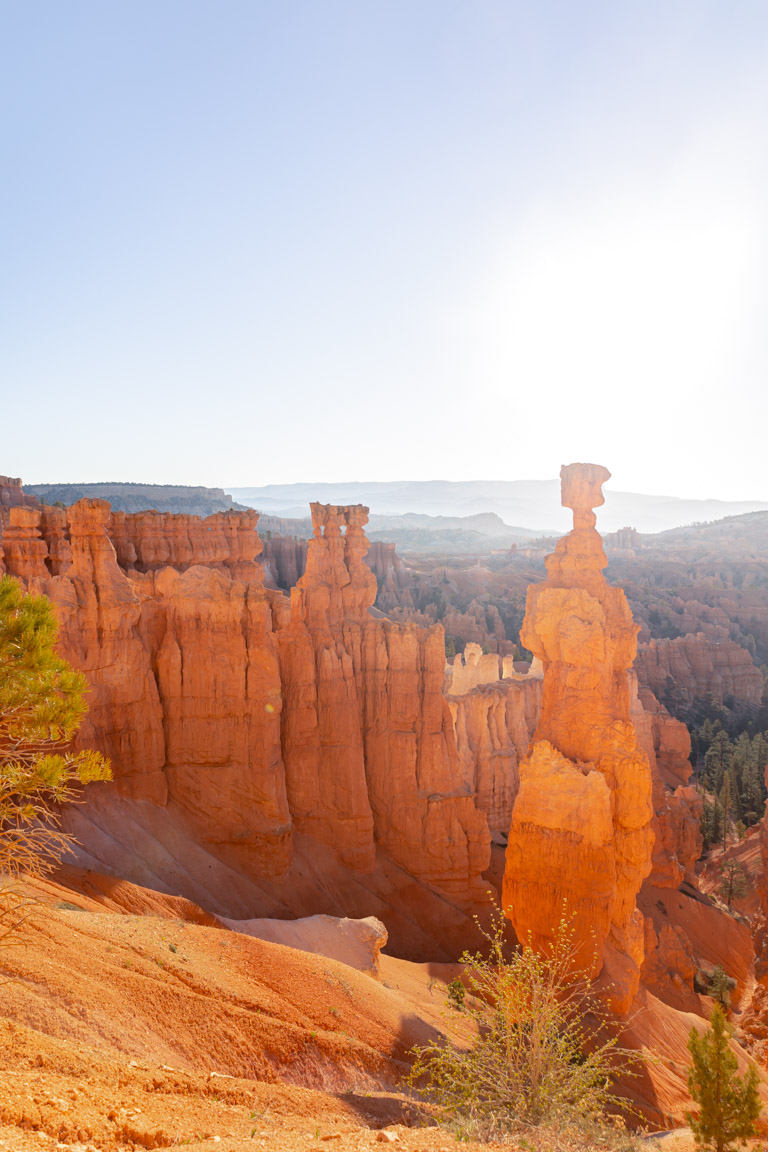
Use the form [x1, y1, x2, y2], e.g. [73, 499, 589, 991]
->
[407, 909, 640, 1146]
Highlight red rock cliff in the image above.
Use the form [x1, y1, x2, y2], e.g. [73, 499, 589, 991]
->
[503, 463, 654, 1012]
[277, 503, 490, 896]
[0, 495, 490, 907]
[636, 633, 763, 711]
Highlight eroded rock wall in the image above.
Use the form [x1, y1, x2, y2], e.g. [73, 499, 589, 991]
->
[277, 503, 490, 896]
[0, 475, 39, 511]
[448, 672, 541, 837]
[0, 495, 490, 905]
[365, 541, 414, 612]
[630, 677, 702, 889]
[636, 633, 763, 711]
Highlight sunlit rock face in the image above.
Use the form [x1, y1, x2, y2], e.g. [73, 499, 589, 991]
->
[0, 494, 490, 907]
[503, 463, 654, 1013]
[277, 502, 490, 896]
[0, 475, 39, 511]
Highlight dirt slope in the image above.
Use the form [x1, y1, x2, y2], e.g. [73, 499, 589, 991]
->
[0, 875, 484, 1151]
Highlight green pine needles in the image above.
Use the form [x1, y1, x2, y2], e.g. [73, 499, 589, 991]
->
[687, 1005, 761, 1152]
[0, 575, 110, 942]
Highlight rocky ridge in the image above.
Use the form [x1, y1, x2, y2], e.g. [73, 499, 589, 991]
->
[24, 481, 243, 516]
[0, 491, 490, 937]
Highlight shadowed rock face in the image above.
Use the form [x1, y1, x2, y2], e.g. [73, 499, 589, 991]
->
[0, 495, 490, 906]
[503, 462, 654, 1013]
[635, 633, 764, 713]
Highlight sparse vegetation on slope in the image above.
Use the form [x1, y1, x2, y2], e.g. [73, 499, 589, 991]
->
[408, 910, 641, 1148]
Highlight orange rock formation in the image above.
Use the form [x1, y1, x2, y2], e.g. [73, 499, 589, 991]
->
[0, 474, 39, 510]
[365, 541, 414, 613]
[446, 648, 541, 839]
[631, 679, 702, 889]
[636, 632, 764, 710]
[0, 493, 490, 916]
[278, 503, 489, 893]
[503, 463, 654, 1011]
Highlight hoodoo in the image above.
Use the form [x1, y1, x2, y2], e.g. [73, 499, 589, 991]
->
[0, 489, 491, 931]
[503, 462, 654, 1012]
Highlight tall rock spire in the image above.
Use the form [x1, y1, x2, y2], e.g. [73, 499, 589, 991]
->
[503, 462, 654, 1012]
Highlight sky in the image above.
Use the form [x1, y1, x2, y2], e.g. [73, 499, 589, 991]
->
[2, 1, 767, 500]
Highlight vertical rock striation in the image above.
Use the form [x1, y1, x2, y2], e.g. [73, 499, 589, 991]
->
[631, 678, 702, 889]
[636, 633, 764, 713]
[503, 463, 654, 1011]
[0, 492, 490, 907]
[277, 503, 490, 896]
[276, 504, 377, 871]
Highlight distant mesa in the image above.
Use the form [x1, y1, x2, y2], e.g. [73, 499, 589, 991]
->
[24, 482, 245, 518]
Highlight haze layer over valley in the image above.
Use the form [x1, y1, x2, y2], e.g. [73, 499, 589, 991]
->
[23, 477, 768, 539]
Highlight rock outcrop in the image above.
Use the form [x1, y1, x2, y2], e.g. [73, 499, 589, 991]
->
[503, 463, 654, 1012]
[631, 679, 702, 889]
[219, 913, 388, 976]
[444, 642, 502, 696]
[636, 633, 764, 712]
[109, 509, 264, 581]
[260, 535, 309, 591]
[277, 503, 490, 895]
[365, 541, 414, 613]
[0, 505, 50, 581]
[0, 493, 490, 915]
[448, 671, 541, 839]
[0, 475, 39, 510]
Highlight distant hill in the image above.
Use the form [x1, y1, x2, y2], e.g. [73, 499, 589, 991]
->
[231, 480, 768, 535]
[368, 511, 536, 537]
[253, 510, 535, 553]
[24, 479, 768, 537]
[366, 511, 537, 553]
[26, 482, 244, 517]
[643, 509, 768, 552]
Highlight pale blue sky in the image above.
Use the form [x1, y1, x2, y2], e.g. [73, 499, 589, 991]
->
[2, 2, 767, 499]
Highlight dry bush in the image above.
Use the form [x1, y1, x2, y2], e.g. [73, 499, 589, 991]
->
[407, 907, 642, 1148]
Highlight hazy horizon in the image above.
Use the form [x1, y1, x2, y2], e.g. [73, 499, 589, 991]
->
[19, 472, 768, 506]
[3, 2, 767, 499]
[22, 473, 768, 535]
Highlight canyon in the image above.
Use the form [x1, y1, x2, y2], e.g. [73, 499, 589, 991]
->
[2, 468, 768, 1141]
[0, 481, 491, 957]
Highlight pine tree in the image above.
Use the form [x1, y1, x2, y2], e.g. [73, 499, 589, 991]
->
[0, 576, 110, 941]
[705, 730, 732, 794]
[687, 1006, 761, 1152]
[708, 967, 735, 1010]
[718, 861, 747, 911]
[701, 798, 725, 851]
[719, 775, 732, 853]
[726, 766, 742, 823]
